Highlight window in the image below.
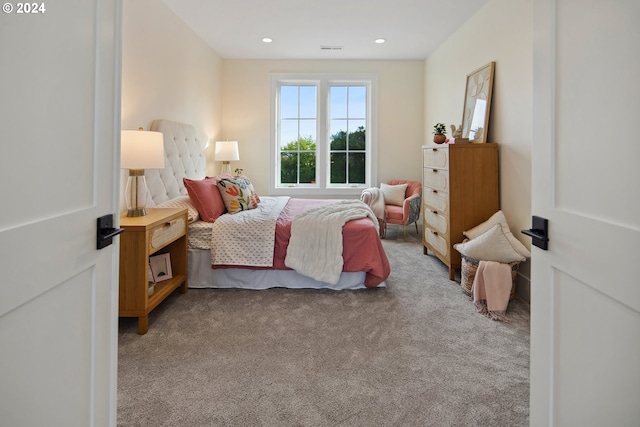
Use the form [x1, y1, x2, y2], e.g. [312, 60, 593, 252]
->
[271, 74, 376, 196]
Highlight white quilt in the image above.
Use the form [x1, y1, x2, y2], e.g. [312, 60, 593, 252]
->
[285, 200, 378, 284]
[210, 196, 289, 267]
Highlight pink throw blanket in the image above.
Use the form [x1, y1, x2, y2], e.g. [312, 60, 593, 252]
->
[472, 260, 512, 321]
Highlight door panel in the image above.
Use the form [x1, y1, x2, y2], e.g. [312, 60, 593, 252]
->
[0, 0, 121, 425]
[0, 273, 94, 427]
[531, 0, 640, 425]
[554, 271, 640, 426]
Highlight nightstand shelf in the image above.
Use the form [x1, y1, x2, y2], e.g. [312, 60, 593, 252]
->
[119, 208, 188, 334]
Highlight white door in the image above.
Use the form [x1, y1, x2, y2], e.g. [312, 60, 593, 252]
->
[0, 1, 121, 426]
[530, 1, 640, 425]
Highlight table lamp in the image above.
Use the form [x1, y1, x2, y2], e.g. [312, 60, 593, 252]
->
[215, 140, 239, 175]
[121, 128, 165, 217]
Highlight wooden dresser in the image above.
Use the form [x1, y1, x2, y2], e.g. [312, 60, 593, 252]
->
[422, 143, 499, 280]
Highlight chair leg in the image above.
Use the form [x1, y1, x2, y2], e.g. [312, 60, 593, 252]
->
[414, 221, 419, 235]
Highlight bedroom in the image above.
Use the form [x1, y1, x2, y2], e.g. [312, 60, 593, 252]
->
[122, 0, 533, 296]
[1, 0, 638, 425]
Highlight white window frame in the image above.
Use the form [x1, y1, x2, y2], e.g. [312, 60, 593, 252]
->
[269, 73, 378, 197]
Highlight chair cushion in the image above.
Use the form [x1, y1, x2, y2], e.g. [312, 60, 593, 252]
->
[385, 205, 404, 223]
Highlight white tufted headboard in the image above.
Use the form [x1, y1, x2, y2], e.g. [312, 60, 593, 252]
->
[145, 119, 207, 207]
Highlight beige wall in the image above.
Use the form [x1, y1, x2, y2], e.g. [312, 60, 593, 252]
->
[220, 60, 425, 196]
[121, 0, 223, 174]
[424, 0, 533, 298]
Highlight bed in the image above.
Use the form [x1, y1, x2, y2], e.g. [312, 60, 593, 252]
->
[144, 119, 390, 290]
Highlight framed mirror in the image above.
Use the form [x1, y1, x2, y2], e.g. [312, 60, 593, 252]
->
[461, 62, 495, 143]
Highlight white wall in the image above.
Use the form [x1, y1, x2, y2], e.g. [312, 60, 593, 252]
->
[121, 0, 223, 175]
[424, 0, 533, 299]
[220, 60, 425, 196]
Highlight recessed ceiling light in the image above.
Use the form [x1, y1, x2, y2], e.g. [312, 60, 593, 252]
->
[375, 38, 386, 44]
[262, 37, 273, 43]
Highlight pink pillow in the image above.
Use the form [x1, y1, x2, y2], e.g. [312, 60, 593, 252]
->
[183, 175, 231, 222]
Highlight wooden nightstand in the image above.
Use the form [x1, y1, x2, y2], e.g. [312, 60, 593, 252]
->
[119, 208, 188, 334]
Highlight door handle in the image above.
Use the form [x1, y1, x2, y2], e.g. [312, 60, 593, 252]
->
[97, 214, 124, 249]
[521, 215, 548, 250]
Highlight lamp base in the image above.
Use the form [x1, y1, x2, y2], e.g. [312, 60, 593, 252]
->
[126, 207, 147, 217]
[221, 161, 232, 175]
[125, 170, 149, 217]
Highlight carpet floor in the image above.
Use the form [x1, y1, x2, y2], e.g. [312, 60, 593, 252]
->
[118, 224, 530, 426]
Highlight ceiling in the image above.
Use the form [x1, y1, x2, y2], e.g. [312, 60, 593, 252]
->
[161, 0, 489, 61]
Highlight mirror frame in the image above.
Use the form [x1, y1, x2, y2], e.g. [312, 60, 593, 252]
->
[461, 62, 495, 143]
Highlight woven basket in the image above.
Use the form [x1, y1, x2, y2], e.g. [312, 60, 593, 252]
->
[461, 255, 520, 301]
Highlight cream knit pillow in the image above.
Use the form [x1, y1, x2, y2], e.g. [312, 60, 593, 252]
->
[454, 223, 527, 263]
[463, 210, 531, 258]
[380, 183, 407, 206]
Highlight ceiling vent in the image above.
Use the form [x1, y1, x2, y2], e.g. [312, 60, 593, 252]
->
[320, 46, 343, 51]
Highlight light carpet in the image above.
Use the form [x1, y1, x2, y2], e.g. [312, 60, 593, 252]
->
[118, 223, 529, 426]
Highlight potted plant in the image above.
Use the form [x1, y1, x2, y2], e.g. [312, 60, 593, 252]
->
[433, 123, 447, 144]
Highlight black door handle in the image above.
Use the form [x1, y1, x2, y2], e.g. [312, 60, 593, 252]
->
[521, 216, 548, 250]
[97, 214, 124, 249]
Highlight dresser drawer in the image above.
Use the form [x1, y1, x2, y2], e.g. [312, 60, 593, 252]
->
[424, 226, 449, 259]
[423, 187, 448, 214]
[423, 146, 449, 169]
[149, 217, 186, 253]
[424, 208, 448, 235]
[423, 168, 449, 192]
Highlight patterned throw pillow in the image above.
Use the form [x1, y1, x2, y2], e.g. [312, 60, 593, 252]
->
[156, 196, 200, 223]
[217, 176, 260, 214]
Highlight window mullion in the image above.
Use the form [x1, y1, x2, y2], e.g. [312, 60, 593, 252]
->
[318, 80, 328, 189]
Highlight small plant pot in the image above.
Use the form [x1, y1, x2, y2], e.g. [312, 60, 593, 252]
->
[433, 134, 446, 144]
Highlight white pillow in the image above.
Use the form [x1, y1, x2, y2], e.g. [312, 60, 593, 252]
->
[156, 196, 200, 223]
[380, 183, 407, 206]
[464, 210, 531, 258]
[454, 223, 526, 263]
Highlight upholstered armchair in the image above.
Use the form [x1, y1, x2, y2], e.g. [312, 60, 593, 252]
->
[383, 180, 422, 238]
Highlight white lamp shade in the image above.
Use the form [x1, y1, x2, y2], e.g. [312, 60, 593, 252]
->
[214, 140, 240, 161]
[121, 130, 165, 169]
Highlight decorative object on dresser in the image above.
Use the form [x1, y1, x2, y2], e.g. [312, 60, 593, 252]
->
[432, 122, 447, 144]
[422, 143, 499, 280]
[215, 140, 240, 175]
[121, 128, 165, 217]
[119, 208, 188, 335]
[461, 62, 495, 143]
